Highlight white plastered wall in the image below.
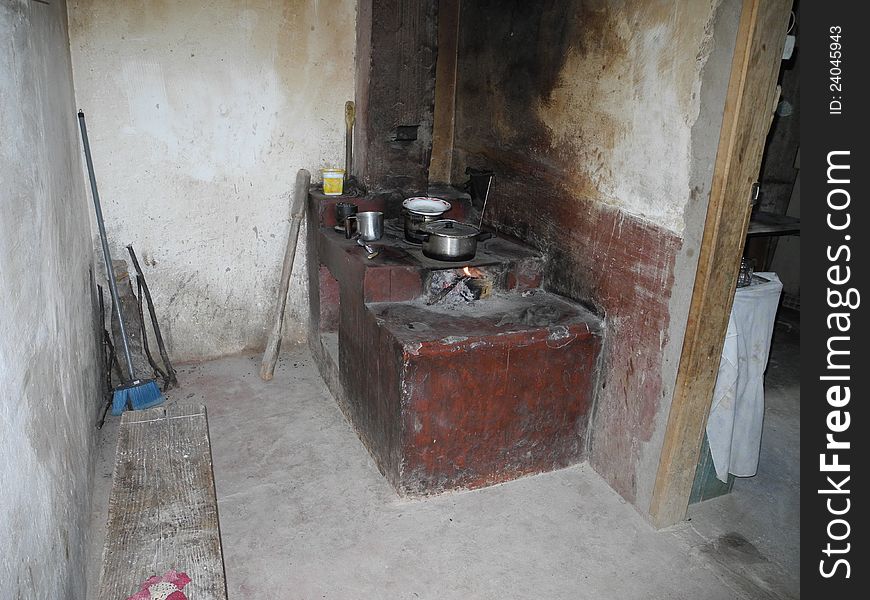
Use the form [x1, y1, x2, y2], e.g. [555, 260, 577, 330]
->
[68, 0, 356, 359]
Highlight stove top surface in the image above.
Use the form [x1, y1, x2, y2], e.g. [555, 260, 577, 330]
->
[324, 218, 542, 271]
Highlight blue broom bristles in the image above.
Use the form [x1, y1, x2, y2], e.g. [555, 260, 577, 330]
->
[111, 379, 164, 416]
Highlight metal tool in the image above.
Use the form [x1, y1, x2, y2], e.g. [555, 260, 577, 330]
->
[127, 245, 177, 388]
[132, 275, 168, 386]
[478, 173, 494, 230]
[356, 236, 379, 259]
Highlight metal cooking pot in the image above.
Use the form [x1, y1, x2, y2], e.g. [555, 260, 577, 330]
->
[419, 219, 493, 262]
[401, 197, 451, 244]
[402, 209, 444, 244]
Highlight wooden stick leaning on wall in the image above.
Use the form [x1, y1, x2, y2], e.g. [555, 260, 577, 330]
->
[260, 169, 311, 381]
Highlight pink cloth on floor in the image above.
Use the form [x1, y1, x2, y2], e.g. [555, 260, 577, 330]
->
[125, 569, 191, 600]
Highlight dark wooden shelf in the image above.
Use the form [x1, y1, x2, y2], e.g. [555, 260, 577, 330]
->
[746, 210, 800, 237]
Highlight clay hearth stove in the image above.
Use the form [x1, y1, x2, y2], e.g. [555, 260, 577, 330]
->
[306, 188, 603, 495]
[302, 1, 602, 494]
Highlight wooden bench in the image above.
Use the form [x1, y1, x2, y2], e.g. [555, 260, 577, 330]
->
[98, 404, 228, 599]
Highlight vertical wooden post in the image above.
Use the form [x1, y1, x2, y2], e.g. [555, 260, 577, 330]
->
[354, 0, 439, 193]
[429, 0, 461, 184]
[648, 0, 792, 528]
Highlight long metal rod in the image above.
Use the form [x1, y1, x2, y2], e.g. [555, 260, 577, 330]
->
[78, 110, 136, 380]
[478, 174, 494, 230]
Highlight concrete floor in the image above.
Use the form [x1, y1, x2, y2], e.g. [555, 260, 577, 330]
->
[678, 313, 801, 599]
[87, 324, 799, 599]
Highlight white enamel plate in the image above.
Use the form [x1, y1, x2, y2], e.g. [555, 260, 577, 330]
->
[402, 197, 452, 215]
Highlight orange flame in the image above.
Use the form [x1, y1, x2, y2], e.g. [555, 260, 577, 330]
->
[462, 266, 485, 278]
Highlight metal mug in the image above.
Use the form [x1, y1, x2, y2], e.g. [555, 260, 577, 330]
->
[345, 211, 384, 241]
[335, 202, 358, 225]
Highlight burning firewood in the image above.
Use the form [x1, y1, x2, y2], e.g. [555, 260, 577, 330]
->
[426, 267, 492, 306]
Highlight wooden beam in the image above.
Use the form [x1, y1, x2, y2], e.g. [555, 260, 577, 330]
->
[354, 0, 439, 193]
[648, 0, 792, 528]
[429, 0, 461, 184]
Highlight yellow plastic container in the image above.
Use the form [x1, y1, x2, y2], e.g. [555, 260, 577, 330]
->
[322, 168, 345, 195]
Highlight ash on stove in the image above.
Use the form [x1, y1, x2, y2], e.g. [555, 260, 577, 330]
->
[426, 267, 491, 307]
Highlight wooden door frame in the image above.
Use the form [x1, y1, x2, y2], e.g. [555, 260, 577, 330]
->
[648, 0, 793, 528]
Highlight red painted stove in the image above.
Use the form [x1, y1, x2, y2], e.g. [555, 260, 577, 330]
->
[306, 189, 602, 494]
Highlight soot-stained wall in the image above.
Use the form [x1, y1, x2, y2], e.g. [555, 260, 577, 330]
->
[451, 0, 740, 512]
[1, 1, 101, 596]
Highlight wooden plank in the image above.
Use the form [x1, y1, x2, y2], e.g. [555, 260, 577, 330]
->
[429, 0, 461, 183]
[648, 0, 792, 528]
[98, 405, 227, 600]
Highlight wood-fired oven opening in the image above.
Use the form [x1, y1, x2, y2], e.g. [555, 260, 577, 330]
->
[425, 266, 493, 306]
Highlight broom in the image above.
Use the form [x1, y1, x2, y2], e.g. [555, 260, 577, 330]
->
[78, 110, 163, 415]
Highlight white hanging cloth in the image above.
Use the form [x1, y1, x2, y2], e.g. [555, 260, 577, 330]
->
[706, 272, 783, 482]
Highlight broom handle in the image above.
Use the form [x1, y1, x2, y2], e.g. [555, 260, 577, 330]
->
[78, 110, 136, 381]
